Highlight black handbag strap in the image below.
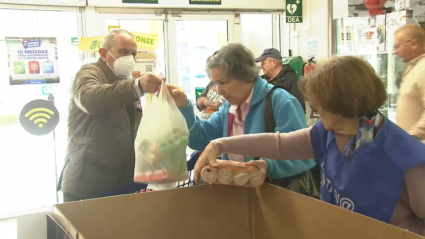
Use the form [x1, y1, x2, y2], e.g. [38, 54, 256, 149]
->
[254, 85, 289, 161]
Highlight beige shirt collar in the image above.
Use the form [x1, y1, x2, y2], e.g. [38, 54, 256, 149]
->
[404, 54, 425, 77]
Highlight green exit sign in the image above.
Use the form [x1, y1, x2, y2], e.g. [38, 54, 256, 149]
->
[122, 0, 158, 3]
[286, 0, 303, 23]
[195, 87, 206, 102]
[71, 37, 79, 45]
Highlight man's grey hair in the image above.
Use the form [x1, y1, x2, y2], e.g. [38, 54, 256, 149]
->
[206, 43, 259, 82]
[101, 29, 134, 50]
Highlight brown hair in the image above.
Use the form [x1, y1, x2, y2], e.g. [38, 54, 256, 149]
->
[301, 56, 387, 118]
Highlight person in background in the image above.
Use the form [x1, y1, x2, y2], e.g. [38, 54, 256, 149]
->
[195, 56, 425, 236]
[166, 43, 315, 194]
[59, 29, 163, 201]
[394, 24, 425, 142]
[196, 51, 225, 120]
[197, 81, 224, 120]
[255, 48, 306, 112]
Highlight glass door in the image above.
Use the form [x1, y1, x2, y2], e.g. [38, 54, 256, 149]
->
[168, 14, 234, 111]
[98, 13, 234, 112]
[0, 8, 82, 215]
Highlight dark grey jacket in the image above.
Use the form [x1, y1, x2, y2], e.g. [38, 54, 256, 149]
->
[262, 65, 306, 113]
[60, 58, 142, 200]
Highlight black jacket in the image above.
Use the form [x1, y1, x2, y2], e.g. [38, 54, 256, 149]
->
[262, 65, 306, 112]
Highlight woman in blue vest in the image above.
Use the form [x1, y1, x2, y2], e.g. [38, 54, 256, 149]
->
[166, 43, 315, 186]
[193, 56, 425, 236]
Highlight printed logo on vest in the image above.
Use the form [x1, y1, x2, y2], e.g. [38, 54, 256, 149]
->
[321, 163, 356, 211]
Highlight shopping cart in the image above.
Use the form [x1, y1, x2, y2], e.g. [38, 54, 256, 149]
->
[97, 151, 201, 197]
[176, 151, 200, 187]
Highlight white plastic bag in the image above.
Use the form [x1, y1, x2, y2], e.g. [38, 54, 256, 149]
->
[134, 83, 189, 183]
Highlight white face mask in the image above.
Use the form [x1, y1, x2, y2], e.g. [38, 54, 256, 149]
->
[108, 51, 135, 78]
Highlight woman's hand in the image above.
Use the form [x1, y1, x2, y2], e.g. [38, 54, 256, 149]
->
[194, 144, 220, 184]
[165, 85, 188, 108]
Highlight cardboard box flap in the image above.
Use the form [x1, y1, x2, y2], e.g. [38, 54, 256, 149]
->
[47, 213, 75, 239]
[48, 208, 81, 239]
[50, 184, 424, 239]
[52, 185, 251, 239]
[251, 184, 423, 239]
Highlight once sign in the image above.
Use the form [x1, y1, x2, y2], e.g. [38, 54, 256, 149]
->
[286, 0, 303, 23]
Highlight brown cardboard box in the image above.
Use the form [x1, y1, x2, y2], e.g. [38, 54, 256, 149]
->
[47, 184, 423, 239]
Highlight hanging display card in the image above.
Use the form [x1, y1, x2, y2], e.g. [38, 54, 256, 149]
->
[6, 37, 60, 85]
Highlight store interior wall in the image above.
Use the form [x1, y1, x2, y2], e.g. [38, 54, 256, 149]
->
[282, 0, 331, 122]
[288, 0, 331, 61]
[241, 14, 274, 60]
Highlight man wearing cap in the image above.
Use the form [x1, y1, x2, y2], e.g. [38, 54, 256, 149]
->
[255, 48, 306, 112]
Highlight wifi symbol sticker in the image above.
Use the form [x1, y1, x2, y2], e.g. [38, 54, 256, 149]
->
[20, 99, 59, 136]
[25, 108, 55, 128]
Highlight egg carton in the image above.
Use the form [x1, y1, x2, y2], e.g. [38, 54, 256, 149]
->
[201, 160, 264, 187]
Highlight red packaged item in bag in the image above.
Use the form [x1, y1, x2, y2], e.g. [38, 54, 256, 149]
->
[201, 160, 264, 187]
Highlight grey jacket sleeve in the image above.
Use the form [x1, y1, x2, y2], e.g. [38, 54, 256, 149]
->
[73, 67, 137, 115]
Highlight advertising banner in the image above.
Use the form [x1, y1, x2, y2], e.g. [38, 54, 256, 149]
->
[6, 37, 60, 85]
[133, 49, 158, 77]
[78, 32, 158, 52]
[78, 32, 160, 78]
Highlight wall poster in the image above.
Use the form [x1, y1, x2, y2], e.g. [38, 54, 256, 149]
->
[6, 37, 60, 85]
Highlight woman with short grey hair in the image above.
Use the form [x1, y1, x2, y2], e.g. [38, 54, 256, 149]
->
[167, 43, 316, 194]
[206, 44, 258, 83]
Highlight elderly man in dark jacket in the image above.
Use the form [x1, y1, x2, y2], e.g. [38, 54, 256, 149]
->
[256, 48, 306, 113]
[59, 29, 162, 201]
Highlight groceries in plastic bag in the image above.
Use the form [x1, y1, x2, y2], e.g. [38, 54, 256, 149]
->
[201, 160, 264, 187]
[134, 83, 189, 183]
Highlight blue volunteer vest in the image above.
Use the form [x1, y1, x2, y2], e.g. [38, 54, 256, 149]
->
[311, 119, 425, 223]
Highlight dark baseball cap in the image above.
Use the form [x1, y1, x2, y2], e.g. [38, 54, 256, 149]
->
[255, 48, 283, 62]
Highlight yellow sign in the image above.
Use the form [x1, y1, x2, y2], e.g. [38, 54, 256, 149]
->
[108, 25, 121, 32]
[78, 32, 158, 52]
[135, 50, 156, 61]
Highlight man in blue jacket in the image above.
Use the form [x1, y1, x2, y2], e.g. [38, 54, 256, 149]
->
[167, 43, 314, 185]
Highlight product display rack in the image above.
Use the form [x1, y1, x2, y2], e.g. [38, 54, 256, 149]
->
[334, 10, 414, 122]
